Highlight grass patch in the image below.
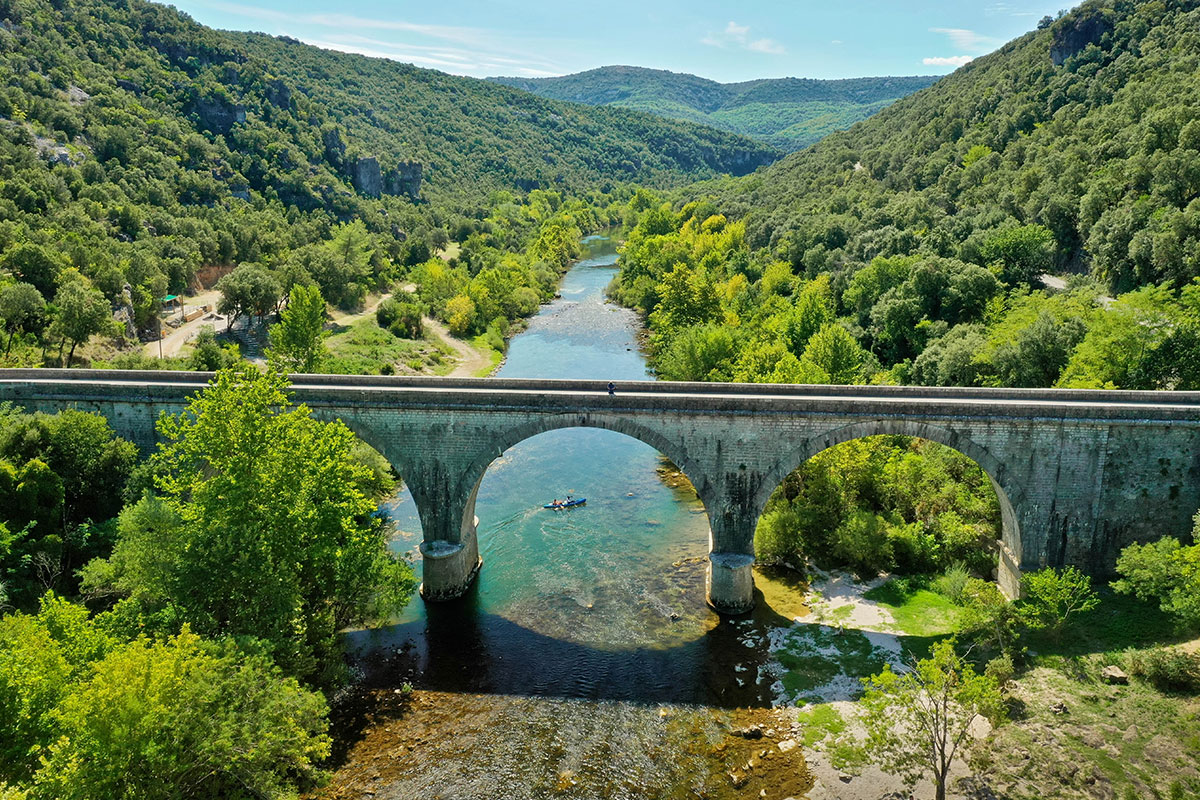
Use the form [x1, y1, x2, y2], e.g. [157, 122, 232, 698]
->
[325, 319, 452, 375]
[793, 704, 846, 748]
[1024, 588, 1186, 659]
[863, 579, 961, 637]
[469, 339, 504, 376]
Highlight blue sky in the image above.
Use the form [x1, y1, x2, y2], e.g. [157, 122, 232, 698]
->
[169, 0, 1069, 82]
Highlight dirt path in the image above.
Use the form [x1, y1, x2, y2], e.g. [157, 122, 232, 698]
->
[327, 292, 393, 328]
[423, 316, 492, 377]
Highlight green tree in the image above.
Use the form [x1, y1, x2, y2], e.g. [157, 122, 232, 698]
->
[957, 578, 1026, 656]
[0, 284, 46, 356]
[1113, 527, 1200, 630]
[51, 274, 112, 366]
[0, 245, 64, 299]
[860, 639, 1005, 800]
[655, 323, 739, 382]
[980, 225, 1055, 287]
[648, 262, 720, 335]
[802, 323, 866, 384]
[320, 221, 375, 308]
[0, 613, 71, 783]
[0, 595, 114, 783]
[1019, 565, 1100, 638]
[781, 276, 834, 355]
[216, 264, 281, 329]
[87, 367, 416, 680]
[33, 627, 330, 800]
[268, 283, 327, 373]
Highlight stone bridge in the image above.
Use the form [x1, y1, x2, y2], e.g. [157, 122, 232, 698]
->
[4, 369, 1200, 614]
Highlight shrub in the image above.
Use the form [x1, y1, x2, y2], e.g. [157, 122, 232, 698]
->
[984, 653, 1015, 689]
[1113, 531, 1200, 630]
[887, 520, 938, 574]
[33, 628, 331, 800]
[833, 511, 892, 578]
[932, 562, 972, 604]
[1019, 566, 1099, 637]
[1122, 646, 1200, 693]
[445, 294, 476, 336]
[376, 298, 424, 339]
[485, 317, 507, 351]
[755, 507, 805, 565]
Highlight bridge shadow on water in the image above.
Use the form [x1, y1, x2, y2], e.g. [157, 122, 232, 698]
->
[345, 582, 795, 710]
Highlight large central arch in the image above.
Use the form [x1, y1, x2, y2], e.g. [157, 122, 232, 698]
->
[752, 419, 1027, 597]
[456, 412, 713, 530]
[451, 414, 723, 609]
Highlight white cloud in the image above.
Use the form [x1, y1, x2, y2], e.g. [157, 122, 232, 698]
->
[930, 27, 1004, 52]
[724, 21, 750, 39]
[701, 19, 786, 54]
[183, 0, 567, 77]
[985, 3, 1040, 17]
[748, 38, 786, 54]
[923, 55, 975, 67]
[831, 39, 843, 45]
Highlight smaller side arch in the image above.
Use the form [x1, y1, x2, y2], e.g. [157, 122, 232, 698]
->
[755, 418, 1027, 596]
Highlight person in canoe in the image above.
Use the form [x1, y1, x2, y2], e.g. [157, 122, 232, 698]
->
[544, 496, 585, 509]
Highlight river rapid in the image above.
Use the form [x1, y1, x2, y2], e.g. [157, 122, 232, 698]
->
[327, 236, 814, 800]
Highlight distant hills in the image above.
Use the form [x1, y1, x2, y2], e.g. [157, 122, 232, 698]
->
[490, 66, 939, 151]
[707, 0, 1200, 293]
[0, 0, 781, 313]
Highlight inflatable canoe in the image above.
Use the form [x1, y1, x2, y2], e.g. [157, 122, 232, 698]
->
[544, 498, 586, 509]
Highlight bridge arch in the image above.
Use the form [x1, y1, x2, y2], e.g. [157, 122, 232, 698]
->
[455, 412, 713, 543]
[754, 418, 1027, 596]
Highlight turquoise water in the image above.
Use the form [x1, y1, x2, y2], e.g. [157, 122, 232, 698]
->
[337, 237, 809, 799]
[350, 236, 759, 703]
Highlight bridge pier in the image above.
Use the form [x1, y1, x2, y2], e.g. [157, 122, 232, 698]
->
[406, 460, 485, 603]
[419, 519, 482, 601]
[707, 551, 755, 614]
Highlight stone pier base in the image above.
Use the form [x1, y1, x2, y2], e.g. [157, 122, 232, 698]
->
[420, 518, 482, 601]
[997, 541, 1022, 600]
[706, 551, 756, 614]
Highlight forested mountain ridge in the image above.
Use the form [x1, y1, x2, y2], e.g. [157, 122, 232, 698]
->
[714, 0, 1200, 293]
[490, 66, 938, 151]
[0, 0, 777, 351]
[226, 36, 779, 194]
[613, 0, 1200, 398]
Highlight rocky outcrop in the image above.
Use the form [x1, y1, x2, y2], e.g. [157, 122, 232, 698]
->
[265, 78, 291, 108]
[34, 134, 76, 166]
[352, 156, 384, 196]
[189, 94, 245, 134]
[322, 126, 346, 169]
[384, 160, 422, 200]
[1051, 8, 1113, 66]
[353, 156, 423, 200]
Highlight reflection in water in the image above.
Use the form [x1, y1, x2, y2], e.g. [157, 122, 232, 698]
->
[335, 236, 812, 799]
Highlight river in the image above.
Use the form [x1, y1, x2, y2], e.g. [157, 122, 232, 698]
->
[329, 235, 813, 800]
